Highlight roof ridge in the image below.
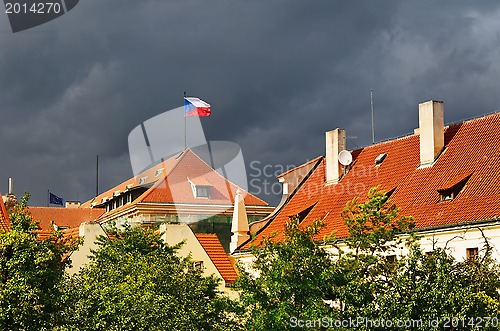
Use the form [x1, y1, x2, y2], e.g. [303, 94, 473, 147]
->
[178, 148, 269, 206]
[277, 155, 323, 178]
[358, 111, 500, 150]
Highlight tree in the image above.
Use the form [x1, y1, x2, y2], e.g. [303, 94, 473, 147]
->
[59, 224, 238, 331]
[235, 217, 337, 330]
[332, 187, 415, 319]
[236, 187, 500, 330]
[0, 194, 78, 331]
[341, 186, 414, 255]
[338, 187, 500, 329]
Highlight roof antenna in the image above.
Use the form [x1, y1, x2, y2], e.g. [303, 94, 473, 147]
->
[370, 89, 375, 144]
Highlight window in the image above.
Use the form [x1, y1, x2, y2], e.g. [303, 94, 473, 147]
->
[196, 186, 210, 198]
[127, 193, 132, 204]
[139, 176, 148, 185]
[155, 168, 164, 177]
[438, 174, 472, 202]
[295, 203, 316, 223]
[384, 187, 396, 200]
[466, 247, 478, 260]
[193, 261, 204, 270]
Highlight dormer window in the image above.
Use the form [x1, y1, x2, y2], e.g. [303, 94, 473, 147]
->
[155, 168, 164, 177]
[438, 174, 472, 202]
[139, 176, 148, 185]
[294, 203, 316, 223]
[195, 186, 210, 198]
[188, 177, 212, 199]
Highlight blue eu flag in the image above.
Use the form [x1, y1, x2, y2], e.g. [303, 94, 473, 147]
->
[49, 192, 64, 206]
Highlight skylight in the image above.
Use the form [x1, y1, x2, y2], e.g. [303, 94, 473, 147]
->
[375, 153, 387, 166]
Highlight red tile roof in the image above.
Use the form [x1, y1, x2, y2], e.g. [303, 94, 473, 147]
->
[83, 149, 269, 220]
[28, 207, 105, 232]
[62, 227, 81, 240]
[196, 233, 238, 284]
[243, 112, 500, 249]
[139, 149, 267, 206]
[0, 196, 10, 232]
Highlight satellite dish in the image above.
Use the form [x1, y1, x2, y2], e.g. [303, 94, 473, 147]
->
[338, 150, 353, 166]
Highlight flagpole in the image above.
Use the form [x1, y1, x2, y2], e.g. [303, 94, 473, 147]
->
[47, 190, 49, 207]
[184, 91, 187, 150]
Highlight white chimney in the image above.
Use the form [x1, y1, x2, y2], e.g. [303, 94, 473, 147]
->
[325, 128, 346, 184]
[8, 178, 12, 194]
[230, 189, 250, 253]
[419, 100, 444, 167]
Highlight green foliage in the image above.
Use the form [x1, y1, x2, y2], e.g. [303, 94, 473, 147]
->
[237, 187, 500, 330]
[235, 217, 337, 330]
[59, 224, 238, 331]
[341, 186, 414, 255]
[336, 188, 500, 328]
[0, 194, 79, 331]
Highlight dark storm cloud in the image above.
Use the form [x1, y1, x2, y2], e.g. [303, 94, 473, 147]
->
[0, 0, 500, 205]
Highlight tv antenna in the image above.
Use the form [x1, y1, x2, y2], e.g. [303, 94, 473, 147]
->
[371, 89, 375, 144]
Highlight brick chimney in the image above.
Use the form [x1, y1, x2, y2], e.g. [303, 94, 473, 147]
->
[325, 128, 346, 184]
[419, 100, 444, 167]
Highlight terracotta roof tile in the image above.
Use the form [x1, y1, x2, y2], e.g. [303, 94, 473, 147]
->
[62, 227, 81, 240]
[195, 233, 238, 284]
[88, 149, 269, 221]
[28, 207, 105, 232]
[140, 149, 268, 206]
[0, 195, 10, 233]
[244, 112, 500, 249]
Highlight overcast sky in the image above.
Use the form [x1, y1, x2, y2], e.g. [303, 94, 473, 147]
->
[1, 0, 500, 206]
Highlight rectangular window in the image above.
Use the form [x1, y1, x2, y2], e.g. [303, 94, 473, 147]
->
[193, 261, 204, 271]
[196, 186, 210, 198]
[466, 247, 478, 260]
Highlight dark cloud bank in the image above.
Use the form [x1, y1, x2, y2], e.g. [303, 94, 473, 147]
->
[1, 0, 500, 206]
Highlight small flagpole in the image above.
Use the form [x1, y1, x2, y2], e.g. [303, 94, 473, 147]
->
[184, 91, 187, 150]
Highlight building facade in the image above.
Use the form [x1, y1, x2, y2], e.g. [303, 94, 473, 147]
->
[81, 149, 274, 252]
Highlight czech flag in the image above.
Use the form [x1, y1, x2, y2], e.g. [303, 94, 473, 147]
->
[184, 97, 211, 117]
